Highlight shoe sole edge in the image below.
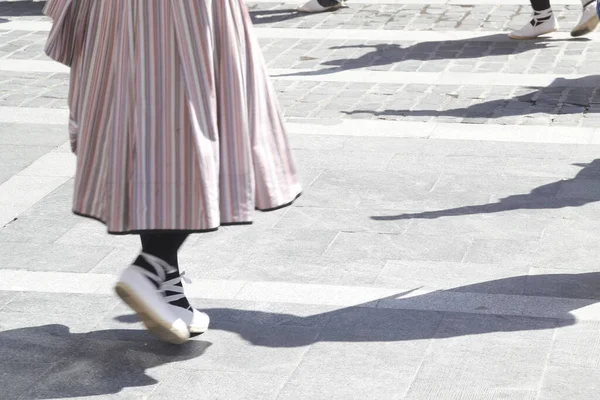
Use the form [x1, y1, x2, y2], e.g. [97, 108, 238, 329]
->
[115, 282, 190, 345]
[571, 15, 599, 37]
[508, 27, 558, 40]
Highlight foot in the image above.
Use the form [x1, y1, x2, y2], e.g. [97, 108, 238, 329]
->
[571, 0, 599, 37]
[297, 0, 345, 13]
[162, 271, 210, 337]
[509, 9, 558, 39]
[115, 253, 190, 344]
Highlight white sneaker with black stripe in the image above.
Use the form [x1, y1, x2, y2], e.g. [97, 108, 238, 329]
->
[161, 271, 210, 336]
[115, 253, 191, 344]
[509, 9, 558, 39]
[571, 0, 599, 37]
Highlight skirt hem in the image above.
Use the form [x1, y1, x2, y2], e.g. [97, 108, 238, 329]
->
[72, 192, 302, 235]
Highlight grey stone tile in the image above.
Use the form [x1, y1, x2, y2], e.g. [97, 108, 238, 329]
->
[198, 299, 339, 330]
[538, 365, 600, 400]
[0, 309, 107, 366]
[278, 361, 411, 400]
[287, 133, 348, 151]
[277, 310, 436, 399]
[405, 211, 548, 240]
[55, 220, 140, 248]
[4, 292, 118, 316]
[19, 179, 74, 220]
[0, 123, 67, 147]
[173, 323, 316, 373]
[0, 290, 18, 311]
[525, 268, 600, 299]
[406, 385, 538, 400]
[308, 169, 440, 210]
[23, 337, 212, 400]
[386, 154, 508, 176]
[557, 178, 600, 200]
[0, 323, 84, 365]
[322, 307, 443, 341]
[87, 246, 139, 275]
[435, 173, 559, 201]
[503, 157, 586, 178]
[510, 221, 600, 271]
[0, 216, 78, 244]
[274, 207, 410, 233]
[178, 246, 248, 280]
[0, 242, 114, 272]
[361, 184, 492, 212]
[0, 308, 105, 335]
[149, 370, 288, 400]
[405, 313, 555, 399]
[292, 149, 395, 171]
[297, 167, 323, 188]
[0, 144, 52, 175]
[0, 362, 53, 400]
[342, 136, 434, 154]
[549, 322, 600, 369]
[325, 232, 471, 262]
[462, 238, 537, 265]
[226, 253, 385, 286]
[376, 260, 531, 293]
[211, 228, 338, 259]
[296, 173, 369, 209]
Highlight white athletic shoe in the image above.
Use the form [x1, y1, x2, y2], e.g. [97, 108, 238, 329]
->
[571, 0, 599, 37]
[509, 9, 559, 39]
[162, 272, 210, 336]
[297, 0, 345, 13]
[115, 253, 190, 344]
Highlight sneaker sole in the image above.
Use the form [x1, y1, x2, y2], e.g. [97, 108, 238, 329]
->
[115, 282, 190, 345]
[571, 15, 599, 37]
[508, 27, 558, 40]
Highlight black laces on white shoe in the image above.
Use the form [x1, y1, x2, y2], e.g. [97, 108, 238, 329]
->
[136, 253, 193, 310]
[530, 10, 553, 27]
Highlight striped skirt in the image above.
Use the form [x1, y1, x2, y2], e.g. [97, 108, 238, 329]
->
[44, 0, 302, 234]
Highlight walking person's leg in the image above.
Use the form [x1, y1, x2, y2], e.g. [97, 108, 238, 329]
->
[116, 233, 210, 344]
[571, 0, 599, 37]
[509, 0, 558, 39]
[44, 0, 301, 345]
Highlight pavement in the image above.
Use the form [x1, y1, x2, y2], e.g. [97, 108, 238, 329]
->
[2, 0, 600, 399]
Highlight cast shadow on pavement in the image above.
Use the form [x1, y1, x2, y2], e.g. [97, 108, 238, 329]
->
[371, 159, 600, 221]
[346, 75, 600, 121]
[272, 35, 587, 78]
[0, 1, 45, 19]
[1, 325, 210, 399]
[199, 272, 600, 347]
[249, 9, 320, 25]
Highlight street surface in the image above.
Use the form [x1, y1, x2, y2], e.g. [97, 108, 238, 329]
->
[2, 0, 600, 398]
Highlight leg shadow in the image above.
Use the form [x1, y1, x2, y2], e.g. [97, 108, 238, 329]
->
[0, 324, 210, 399]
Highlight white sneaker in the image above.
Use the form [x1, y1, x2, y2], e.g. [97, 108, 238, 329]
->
[297, 0, 345, 13]
[115, 254, 190, 344]
[162, 272, 210, 336]
[509, 9, 559, 39]
[571, 0, 599, 37]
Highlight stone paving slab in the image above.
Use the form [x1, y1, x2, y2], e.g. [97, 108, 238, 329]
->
[247, 3, 587, 32]
[5, 70, 600, 127]
[0, 0, 595, 34]
[3, 0, 600, 398]
[3, 291, 600, 399]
